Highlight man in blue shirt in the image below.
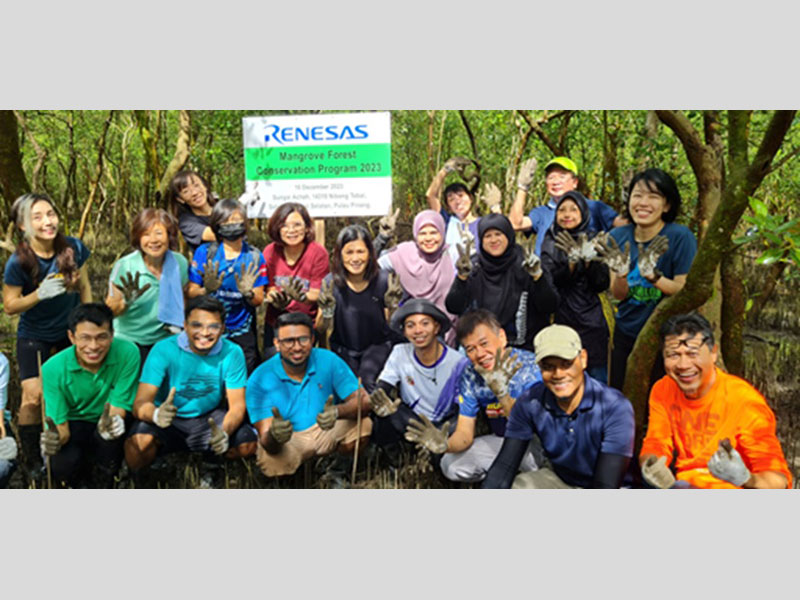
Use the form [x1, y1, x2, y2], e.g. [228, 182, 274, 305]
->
[509, 156, 627, 255]
[428, 310, 543, 483]
[482, 324, 634, 488]
[246, 312, 370, 478]
[125, 295, 257, 480]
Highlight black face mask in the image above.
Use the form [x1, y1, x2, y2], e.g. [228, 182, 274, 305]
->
[218, 223, 246, 240]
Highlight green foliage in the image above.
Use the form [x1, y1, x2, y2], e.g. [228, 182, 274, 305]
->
[735, 197, 800, 269]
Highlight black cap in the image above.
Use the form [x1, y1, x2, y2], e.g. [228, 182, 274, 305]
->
[390, 298, 451, 334]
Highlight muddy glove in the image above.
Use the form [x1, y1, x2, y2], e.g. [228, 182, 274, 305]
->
[584, 232, 606, 262]
[40, 417, 61, 456]
[481, 183, 503, 214]
[369, 388, 401, 418]
[405, 414, 449, 454]
[0, 436, 18, 461]
[516, 157, 538, 192]
[443, 156, 473, 175]
[318, 279, 336, 321]
[708, 438, 752, 487]
[269, 407, 293, 445]
[202, 259, 224, 293]
[637, 235, 669, 282]
[37, 273, 67, 301]
[554, 230, 582, 264]
[641, 455, 676, 489]
[118, 271, 152, 305]
[234, 260, 259, 301]
[521, 238, 543, 279]
[316, 396, 338, 430]
[152, 388, 178, 429]
[379, 208, 400, 239]
[475, 348, 522, 400]
[283, 276, 307, 303]
[595, 236, 630, 277]
[455, 225, 474, 280]
[96, 403, 125, 441]
[384, 272, 403, 318]
[207, 417, 229, 455]
[267, 289, 291, 311]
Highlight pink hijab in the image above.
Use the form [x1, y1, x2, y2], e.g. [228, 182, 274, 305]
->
[388, 210, 456, 335]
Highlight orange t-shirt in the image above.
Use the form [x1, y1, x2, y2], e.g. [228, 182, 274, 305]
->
[640, 369, 791, 489]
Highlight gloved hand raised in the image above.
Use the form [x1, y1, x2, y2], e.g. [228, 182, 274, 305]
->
[97, 403, 126, 441]
[152, 388, 178, 429]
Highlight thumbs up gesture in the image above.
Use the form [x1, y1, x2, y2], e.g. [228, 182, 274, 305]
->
[208, 417, 230, 455]
[316, 395, 338, 431]
[40, 417, 61, 456]
[269, 407, 293, 445]
[97, 403, 126, 440]
[152, 388, 178, 428]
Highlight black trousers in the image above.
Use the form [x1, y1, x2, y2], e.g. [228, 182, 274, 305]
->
[609, 327, 665, 392]
[49, 420, 125, 487]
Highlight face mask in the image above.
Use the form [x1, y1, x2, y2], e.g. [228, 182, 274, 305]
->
[218, 223, 246, 240]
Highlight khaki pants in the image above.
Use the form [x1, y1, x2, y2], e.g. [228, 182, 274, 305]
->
[256, 417, 372, 477]
[511, 467, 578, 489]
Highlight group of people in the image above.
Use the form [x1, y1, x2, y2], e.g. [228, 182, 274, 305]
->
[0, 156, 791, 489]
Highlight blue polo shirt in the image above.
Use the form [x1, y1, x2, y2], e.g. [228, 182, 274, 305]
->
[140, 333, 248, 418]
[246, 348, 360, 432]
[505, 373, 634, 488]
[456, 348, 541, 437]
[527, 198, 618, 255]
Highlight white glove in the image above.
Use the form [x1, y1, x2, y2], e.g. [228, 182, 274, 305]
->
[208, 418, 230, 455]
[0, 436, 18, 461]
[707, 439, 752, 487]
[37, 273, 67, 300]
[641, 455, 675, 489]
[152, 388, 178, 429]
[97, 403, 126, 441]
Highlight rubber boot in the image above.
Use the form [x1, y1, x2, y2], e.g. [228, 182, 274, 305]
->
[17, 425, 44, 487]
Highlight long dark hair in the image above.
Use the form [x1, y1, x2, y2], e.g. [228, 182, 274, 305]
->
[331, 224, 378, 288]
[10, 193, 78, 283]
[167, 170, 217, 219]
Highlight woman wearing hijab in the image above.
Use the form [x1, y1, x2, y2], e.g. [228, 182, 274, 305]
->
[540, 191, 610, 382]
[377, 210, 458, 345]
[446, 213, 558, 349]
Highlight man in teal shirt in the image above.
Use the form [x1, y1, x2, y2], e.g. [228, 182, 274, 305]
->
[40, 303, 140, 488]
[124, 295, 257, 481]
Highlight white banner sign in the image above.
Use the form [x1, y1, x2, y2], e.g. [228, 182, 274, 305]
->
[242, 112, 392, 218]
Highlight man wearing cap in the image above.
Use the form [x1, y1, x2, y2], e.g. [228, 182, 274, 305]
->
[509, 156, 627, 255]
[482, 324, 634, 488]
[369, 298, 469, 450]
[639, 313, 791, 489]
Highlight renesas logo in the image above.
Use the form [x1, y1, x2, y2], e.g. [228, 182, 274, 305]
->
[263, 123, 368, 145]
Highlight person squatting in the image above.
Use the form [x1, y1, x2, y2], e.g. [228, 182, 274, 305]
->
[0, 158, 791, 489]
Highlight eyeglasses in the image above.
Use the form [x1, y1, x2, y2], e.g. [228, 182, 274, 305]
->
[280, 223, 305, 232]
[277, 336, 311, 348]
[187, 322, 223, 332]
[75, 333, 112, 344]
[663, 335, 710, 358]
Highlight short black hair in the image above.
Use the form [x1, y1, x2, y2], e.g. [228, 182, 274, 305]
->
[209, 198, 248, 241]
[455, 309, 502, 343]
[443, 182, 472, 202]
[185, 294, 227, 322]
[276, 311, 314, 335]
[68, 303, 114, 333]
[625, 168, 682, 223]
[660, 312, 714, 349]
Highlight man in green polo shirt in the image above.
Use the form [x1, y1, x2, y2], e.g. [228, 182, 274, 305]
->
[40, 303, 140, 488]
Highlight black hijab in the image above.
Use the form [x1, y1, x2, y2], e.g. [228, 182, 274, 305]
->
[551, 191, 591, 239]
[473, 214, 528, 324]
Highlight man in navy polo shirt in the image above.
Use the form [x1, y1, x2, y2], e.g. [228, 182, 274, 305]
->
[482, 324, 634, 489]
[246, 311, 371, 478]
[509, 156, 627, 256]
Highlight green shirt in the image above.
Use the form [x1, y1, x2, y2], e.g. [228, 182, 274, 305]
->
[42, 337, 140, 424]
[110, 250, 189, 346]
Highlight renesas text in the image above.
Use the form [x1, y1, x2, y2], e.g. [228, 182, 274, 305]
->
[264, 124, 368, 145]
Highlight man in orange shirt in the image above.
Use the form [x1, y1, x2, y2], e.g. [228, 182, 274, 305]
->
[639, 312, 791, 489]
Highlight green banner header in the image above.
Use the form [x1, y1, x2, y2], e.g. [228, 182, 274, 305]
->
[245, 143, 391, 180]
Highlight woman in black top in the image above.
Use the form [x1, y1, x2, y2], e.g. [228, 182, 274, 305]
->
[316, 225, 399, 392]
[540, 191, 610, 382]
[445, 213, 557, 349]
[167, 170, 218, 255]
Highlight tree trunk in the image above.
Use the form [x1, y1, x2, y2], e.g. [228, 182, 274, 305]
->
[720, 248, 746, 376]
[158, 110, 192, 200]
[0, 109, 31, 226]
[78, 110, 114, 239]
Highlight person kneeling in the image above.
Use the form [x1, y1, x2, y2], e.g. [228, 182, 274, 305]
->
[39, 303, 139, 488]
[482, 324, 634, 489]
[124, 295, 257, 483]
[411, 309, 543, 483]
[246, 312, 371, 479]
